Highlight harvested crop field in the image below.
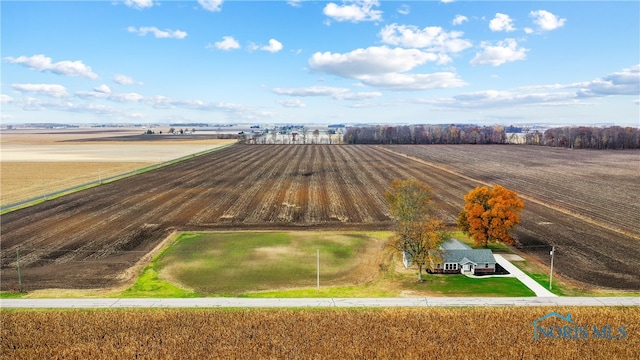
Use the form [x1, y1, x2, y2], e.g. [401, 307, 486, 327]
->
[0, 128, 235, 206]
[2, 307, 638, 359]
[1, 144, 639, 291]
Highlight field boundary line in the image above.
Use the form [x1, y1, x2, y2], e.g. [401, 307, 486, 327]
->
[0, 142, 237, 214]
[377, 146, 640, 242]
[115, 230, 181, 285]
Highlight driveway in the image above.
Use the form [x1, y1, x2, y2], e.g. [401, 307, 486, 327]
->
[493, 254, 557, 297]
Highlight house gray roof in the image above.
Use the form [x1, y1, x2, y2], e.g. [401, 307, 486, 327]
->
[439, 238, 472, 250]
[442, 249, 496, 265]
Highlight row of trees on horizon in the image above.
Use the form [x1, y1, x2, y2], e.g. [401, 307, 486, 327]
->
[342, 124, 640, 149]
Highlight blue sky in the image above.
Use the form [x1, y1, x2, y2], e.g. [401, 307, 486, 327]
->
[2, 0, 639, 126]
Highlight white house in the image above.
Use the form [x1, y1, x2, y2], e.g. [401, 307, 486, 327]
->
[430, 238, 496, 275]
[402, 238, 497, 275]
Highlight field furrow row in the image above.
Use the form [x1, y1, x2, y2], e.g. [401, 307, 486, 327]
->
[1, 144, 639, 290]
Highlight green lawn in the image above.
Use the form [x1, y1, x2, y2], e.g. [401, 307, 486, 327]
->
[125, 231, 381, 297]
[410, 274, 535, 296]
[116, 231, 539, 298]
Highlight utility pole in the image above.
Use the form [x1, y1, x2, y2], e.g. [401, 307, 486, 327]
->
[549, 246, 555, 290]
[16, 249, 23, 293]
[317, 249, 320, 293]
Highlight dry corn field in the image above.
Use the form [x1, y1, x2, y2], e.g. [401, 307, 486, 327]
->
[2, 307, 638, 359]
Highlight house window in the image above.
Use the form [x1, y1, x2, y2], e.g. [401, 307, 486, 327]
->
[485, 263, 488, 268]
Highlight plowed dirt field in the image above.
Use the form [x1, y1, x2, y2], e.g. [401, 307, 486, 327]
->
[1, 144, 638, 291]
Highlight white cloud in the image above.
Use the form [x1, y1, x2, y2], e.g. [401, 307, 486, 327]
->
[1, 94, 15, 103]
[379, 24, 472, 53]
[124, 0, 153, 10]
[277, 99, 306, 108]
[422, 66, 640, 110]
[309, 46, 439, 78]
[518, 82, 590, 91]
[530, 10, 566, 31]
[272, 86, 349, 97]
[261, 39, 283, 53]
[470, 39, 528, 66]
[323, 0, 382, 23]
[109, 92, 145, 102]
[54, 103, 118, 115]
[75, 90, 144, 103]
[358, 72, 467, 91]
[577, 65, 640, 97]
[518, 65, 639, 98]
[422, 90, 580, 109]
[334, 91, 382, 100]
[212, 36, 240, 51]
[198, 0, 223, 12]
[287, 0, 303, 7]
[452, 15, 468, 26]
[12, 83, 69, 98]
[309, 46, 466, 91]
[272, 86, 382, 100]
[397, 4, 410, 15]
[28, 100, 145, 119]
[113, 74, 142, 85]
[127, 26, 187, 39]
[94, 84, 111, 94]
[75, 91, 107, 99]
[4, 54, 98, 79]
[147, 96, 274, 120]
[489, 13, 516, 32]
[458, 90, 578, 108]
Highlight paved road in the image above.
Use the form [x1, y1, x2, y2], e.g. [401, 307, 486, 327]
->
[493, 254, 557, 297]
[2, 297, 639, 308]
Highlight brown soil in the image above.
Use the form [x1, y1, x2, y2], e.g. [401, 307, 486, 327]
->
[1, 144, 638, 291]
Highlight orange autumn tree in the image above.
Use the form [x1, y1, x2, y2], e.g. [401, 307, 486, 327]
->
[457, 185, 524, 248]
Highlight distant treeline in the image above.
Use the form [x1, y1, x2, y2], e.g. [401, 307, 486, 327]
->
[343, 124, 507, 145]
[525, 126, 639, 149]
[343, 124, 640, 149]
